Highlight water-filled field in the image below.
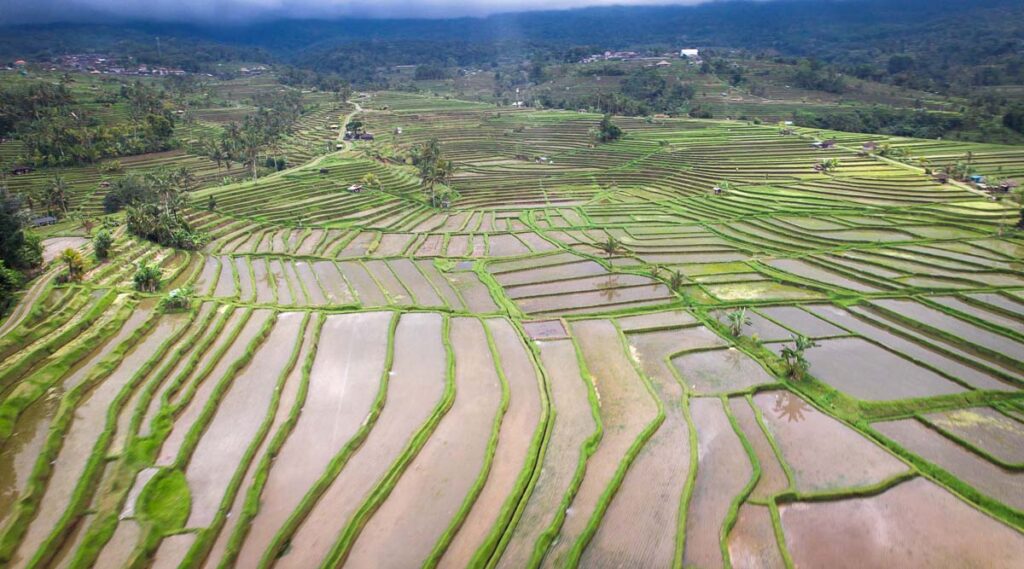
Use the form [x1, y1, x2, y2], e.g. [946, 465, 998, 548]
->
[1, 91, 1022, 568]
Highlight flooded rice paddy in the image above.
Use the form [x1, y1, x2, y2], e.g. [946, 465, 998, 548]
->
[0, 92, 1021, 567]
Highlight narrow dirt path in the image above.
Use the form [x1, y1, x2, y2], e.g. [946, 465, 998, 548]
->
[0, 269, 55, 339]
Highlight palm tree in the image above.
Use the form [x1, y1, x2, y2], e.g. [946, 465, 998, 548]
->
[669, 270, 685, 291]
[597, 236, 621, 258]
[46, 176, 70, 218]
[60, 248, 85, 282]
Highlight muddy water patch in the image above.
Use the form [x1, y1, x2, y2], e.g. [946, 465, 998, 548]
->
[873, 418, 1024, 510]
[275, 312, 447, 569]
[347, 318, 501, 567]
[234, 311, 392, 568]
[754, 391, 906, 493]
[684, 397, 752, 569]
[184, 312, 304, 527]
[727, 504, 784, 569]
[780, 477, 1024, 568]
[672, 347, 775, 394]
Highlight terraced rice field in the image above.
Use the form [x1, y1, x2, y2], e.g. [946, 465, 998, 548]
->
[1, 91, 1022, 568]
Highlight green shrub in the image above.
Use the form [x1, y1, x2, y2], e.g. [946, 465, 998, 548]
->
[139, 469, 191, 532]
[93, 230, 113, 260]
[133, 262, 162, 293]
[160, 286, 194, 312]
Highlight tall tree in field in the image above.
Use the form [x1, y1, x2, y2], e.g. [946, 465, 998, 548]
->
[46, 175, 70, 218]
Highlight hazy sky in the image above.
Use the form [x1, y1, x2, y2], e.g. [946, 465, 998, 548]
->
[3, 0, 722, 25]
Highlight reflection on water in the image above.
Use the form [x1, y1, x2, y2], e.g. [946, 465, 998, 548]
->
[773, 391, 812, 423]
[596, 275, 621, 302]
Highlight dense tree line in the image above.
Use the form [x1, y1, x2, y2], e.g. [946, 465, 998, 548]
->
[1, 80, 177, 166]
[791, 107, 963, 139]
[0, 185, 43, 310]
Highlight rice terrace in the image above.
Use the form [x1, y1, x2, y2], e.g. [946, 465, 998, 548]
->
[1, 1, 1024, 568]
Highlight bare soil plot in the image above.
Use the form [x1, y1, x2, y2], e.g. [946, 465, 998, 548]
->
[684, 397, 752, 569]
[873, 419, 1024, 510]
[41, 237, 89, 264]
[276, 312, 447, 569]
[754, 391, 907, 493]
[780, 477, 1024, 568]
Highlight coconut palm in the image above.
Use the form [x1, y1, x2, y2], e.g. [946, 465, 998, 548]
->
[60, 248, 85, 282]
[46, 175, 70, 217]
[597, 236, 622, 258]
[669, 270, 685, 291]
